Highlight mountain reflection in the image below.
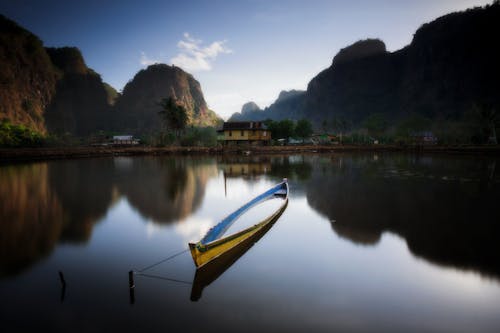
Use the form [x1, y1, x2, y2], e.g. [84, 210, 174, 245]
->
[116, 157, 217, 224]
[301, 154, 500, 279]
[49, 159, 116, 242]
[2, 154, 499, 282]
[0, 163, 65, 277]
[223, 153, 500, 279]
[0, 157, 217, 277]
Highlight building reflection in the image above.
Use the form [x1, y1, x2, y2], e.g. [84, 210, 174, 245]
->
[218, 156, 271, 179]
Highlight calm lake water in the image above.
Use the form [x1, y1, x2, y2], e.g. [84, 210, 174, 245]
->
[1, 153, 500, 332]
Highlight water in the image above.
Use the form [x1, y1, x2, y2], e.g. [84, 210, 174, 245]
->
[1, 153, 499, 332]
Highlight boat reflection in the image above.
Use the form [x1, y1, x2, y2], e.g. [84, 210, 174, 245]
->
[190, 200, 288, 301]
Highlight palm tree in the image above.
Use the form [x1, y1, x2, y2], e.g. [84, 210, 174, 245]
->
[158, 97, 188, 139]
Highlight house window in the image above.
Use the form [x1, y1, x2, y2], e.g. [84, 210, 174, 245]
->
[229, 131, 232, 137]
[263, 131, 267, 137]
[241, 130, 244, 136]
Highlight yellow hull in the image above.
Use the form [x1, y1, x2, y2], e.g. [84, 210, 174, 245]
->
[189, 198, 288, 268]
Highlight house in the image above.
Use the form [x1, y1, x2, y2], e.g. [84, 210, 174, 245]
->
[410, 131, 438, 145]
[218, 122, 271, 145]
[311, 133, 339, 145]
[112, 135, 139, 146]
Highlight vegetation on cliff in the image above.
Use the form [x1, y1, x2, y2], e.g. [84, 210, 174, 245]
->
[0, 14, 57, 134]
[0, 16, 222, 146]
[231, 3, 500, 144]
[114, 64, 221, 134]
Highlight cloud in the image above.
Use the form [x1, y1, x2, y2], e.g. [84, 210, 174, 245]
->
[171, 33, 232, 72]
[140, 51, 160, 66]
[175, 216, 214, 243]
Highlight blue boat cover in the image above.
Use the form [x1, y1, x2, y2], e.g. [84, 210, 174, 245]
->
[200, 181, 286, 245]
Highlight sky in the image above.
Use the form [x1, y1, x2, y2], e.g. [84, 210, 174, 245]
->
[0, 0, 493, 119]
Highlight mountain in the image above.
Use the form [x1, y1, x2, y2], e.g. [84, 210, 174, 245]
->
[0, 14, 57, 133]
[44, 47, 113, 136]
[233, 3, 500, 129]
[1, 15, 222, 140]
[114, 64, 221, 133]
[229, 90, 305, 122]
[229, 101, 263, 121]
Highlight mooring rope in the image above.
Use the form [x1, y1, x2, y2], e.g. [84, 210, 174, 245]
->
[135, 273, 192, 285]
[134, 248, 189, 273]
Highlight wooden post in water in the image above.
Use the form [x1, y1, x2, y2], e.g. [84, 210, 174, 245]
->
[128, 270, 135, 289]
[59, 271, 66, 286]
[59, 271, 66, 302]
[129, 270, 135, 304]
[224, 171, 227, 197]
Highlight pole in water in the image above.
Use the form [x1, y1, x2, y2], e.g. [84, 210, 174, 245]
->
[129, 270, 135, 304]
[59, 271, 66, 286]
[129, 270, 135, 289]
[59, 271, 66, 303]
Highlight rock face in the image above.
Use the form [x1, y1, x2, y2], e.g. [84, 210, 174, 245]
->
[44, 47, 113, 136]
[331, 38, 387, 66]
[0, 15, 57, 133]
[0, 16, 222, 138]
[232, 3, 500, 128]
[114, 64, 221, 133]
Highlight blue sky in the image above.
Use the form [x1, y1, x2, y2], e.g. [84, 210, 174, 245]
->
[0, 0, 492, 119]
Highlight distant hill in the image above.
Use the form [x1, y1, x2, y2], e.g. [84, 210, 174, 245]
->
[114, 64, 221, 133]
[228, 101, 263, 121]
[0, 14, 57, 133]
[233, 3, 500, 129]
[229, 90, 305, 122]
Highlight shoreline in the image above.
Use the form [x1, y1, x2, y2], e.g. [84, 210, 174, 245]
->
[1, 144, 500, 162]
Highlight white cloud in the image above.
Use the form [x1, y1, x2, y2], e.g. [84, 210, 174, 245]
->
[140, 51, 160, 66]
[175, 216, 214, 243]
[171, 32, 232, 72]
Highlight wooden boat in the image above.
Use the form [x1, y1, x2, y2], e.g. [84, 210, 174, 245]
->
[190, 198, 287, 301]
[188, 179, 289, 269]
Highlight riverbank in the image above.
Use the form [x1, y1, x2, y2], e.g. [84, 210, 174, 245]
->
[1, 144, 500, 162]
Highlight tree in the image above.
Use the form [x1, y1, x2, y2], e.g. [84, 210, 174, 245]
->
[321, 119, 328, 134]
[158, 97, 188, 139]
[363, 113, 388, 138]
[277, 119, 295, 141]
[396, 113, 432, 137]
[465, 103, 498, 144]
[295, 119, 313, 141]
[265, 119, 295, 143]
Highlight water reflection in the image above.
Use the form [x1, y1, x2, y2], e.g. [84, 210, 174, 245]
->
[116, 157, 217, 224]
[49, 159, 116, 242]
[1, 153, 499, 284]
[219, 153, 500, 280]
[218, 155, 272, 179]
[0, 157, 218, 278]
[301, 154, 500, 279]
[0, 163, 64, 277]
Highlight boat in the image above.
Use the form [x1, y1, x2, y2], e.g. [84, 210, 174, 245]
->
[190, 198, 287, 301]
[188, 179, 289, 270]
